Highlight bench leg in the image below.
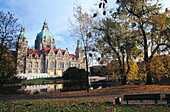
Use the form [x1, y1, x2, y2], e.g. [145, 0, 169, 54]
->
[155, 100, 158, 104]
[167, 100, 170, 104]
[127, 100, 128, 104]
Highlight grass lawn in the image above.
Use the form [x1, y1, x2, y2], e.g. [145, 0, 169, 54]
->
[0, 98, 169, 112]
[21, 77, 62, 84]
[49, 85, 170, 98]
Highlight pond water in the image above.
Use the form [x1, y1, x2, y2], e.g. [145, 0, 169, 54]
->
[0, 80, 117, 95]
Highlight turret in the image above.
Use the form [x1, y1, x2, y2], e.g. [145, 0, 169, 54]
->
[75, 40, 83, 60]
[17, 26, 28, 74]
[35, 19, 55, 50]
[42, 19, 49, 30]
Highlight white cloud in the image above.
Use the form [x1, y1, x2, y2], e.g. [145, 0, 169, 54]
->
[55, 35, 65, 42]
[0, 0, 169, 54]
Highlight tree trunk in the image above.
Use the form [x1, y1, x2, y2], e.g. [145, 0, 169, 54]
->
[122, 75, 127, 85]
[140, 24, 153, 85]
[146, 71, 152, 85]
[85, 47, 89, 92]
[121, 53, 127, 85]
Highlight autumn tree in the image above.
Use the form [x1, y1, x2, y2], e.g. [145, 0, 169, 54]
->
[138, 54, 170, 84]
[114, 0, 170, 84]
[93, 9, 141, 85]
[0, 11, 20, 87]
[68, 5, 95, 91]
[95, 0, 169, 84]
[127, 60, 140, 82]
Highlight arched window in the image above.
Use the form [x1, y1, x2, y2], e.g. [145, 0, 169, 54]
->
[40, 70, 43, 73]
[20, 65, 24, 69]
[40, 62, 43, 68]
[34, 62, 38, 68]
[50, 61, 54, 68]
[34, 70, 38, 73]
[28, 62, 32, 68]
[65, 62, 69, 69]
[20, 65, 24, 73]
[58, 62, 62, 68]
[28, 70, 32, 73]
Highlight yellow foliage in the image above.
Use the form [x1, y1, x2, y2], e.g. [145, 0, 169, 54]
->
[149, 55, 169, 80]
[127, 61, 141, 82]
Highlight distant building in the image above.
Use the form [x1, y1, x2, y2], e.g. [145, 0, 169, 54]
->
[17, 20, 87, 77]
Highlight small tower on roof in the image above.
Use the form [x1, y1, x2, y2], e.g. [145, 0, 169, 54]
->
[19, 26, 26, 38]
[35, 18, 55, 50]
[17, 25, 28, 74]
[42, 18, 49, 30]
[75, 40, 83, 60]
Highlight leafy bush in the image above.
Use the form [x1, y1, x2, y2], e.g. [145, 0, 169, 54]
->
[63, 67, 88, 80]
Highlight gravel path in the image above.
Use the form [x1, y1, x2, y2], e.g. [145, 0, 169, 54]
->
[0, 94, 119, 101]
[0, 93, 169, 104]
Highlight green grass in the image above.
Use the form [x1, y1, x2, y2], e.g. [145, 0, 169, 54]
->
[0, 98, 169, 112]
[21, 77, 62, 84]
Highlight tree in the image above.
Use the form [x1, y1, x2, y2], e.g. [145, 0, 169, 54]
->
[95, 0, 170, 84]
[115, 0, 170, 84]
[63, 67, 88, 80]
[0, 11, 20, 87]
[68, 5, 94, 91]
[138, 54, 170, 84]
[93, 13, 141, 85]
[127, 60, 140, 82]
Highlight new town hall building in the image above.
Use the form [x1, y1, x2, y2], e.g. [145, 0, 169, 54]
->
[17, 20, 86, 77]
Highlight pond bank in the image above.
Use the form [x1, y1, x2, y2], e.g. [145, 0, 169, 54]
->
[3, 78, 86, 87]
[0, 85, 170, 101]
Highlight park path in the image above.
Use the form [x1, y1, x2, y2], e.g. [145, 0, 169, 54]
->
[0, 94, 119, 101]
[0, 93, 169, 104]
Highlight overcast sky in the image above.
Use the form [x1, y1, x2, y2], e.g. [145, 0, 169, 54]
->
[0, 0, 169, 54]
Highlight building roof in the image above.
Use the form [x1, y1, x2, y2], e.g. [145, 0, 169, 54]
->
[27, 49, 42, 57]
[38, 29, 54, 40]
[28, 47, 76, 59]
[44, 47, 51, 54]
[61, 50, 65, 55]
[70, 54, 76, 59]
[44, 47, 66, 55]
[19, 26, 26, 38]
[38, 21, 54, 40]
[77, 40, 81, 49]
[53, 48, 59, 54]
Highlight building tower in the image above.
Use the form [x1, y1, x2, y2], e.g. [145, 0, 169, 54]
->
[17, 26, 28, 74]
[35, 20, 55, 50]
[75, 40, 83, 61]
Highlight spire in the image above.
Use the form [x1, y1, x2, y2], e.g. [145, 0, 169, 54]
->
[19, 25, 26, 38]
[45, 17, 47, 23]
[21, 26, 25, 32]
[42, 18, 49, 30]
[77, 40, 82, 49]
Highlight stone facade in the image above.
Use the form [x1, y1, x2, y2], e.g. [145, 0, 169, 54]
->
[17, 21, 86, 77]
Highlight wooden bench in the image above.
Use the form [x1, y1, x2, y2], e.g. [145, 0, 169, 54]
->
[162, 94, 170, 104]
[123, 94, 160, 104]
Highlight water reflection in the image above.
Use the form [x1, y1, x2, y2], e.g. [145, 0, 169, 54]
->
[18, 80, 116, 94]
[1, 80, 117, 95]
[19, 84, 63, 94]
[90, 80, 115, 89]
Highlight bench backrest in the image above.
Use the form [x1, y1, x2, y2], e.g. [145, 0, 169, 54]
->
[165, 94, 170, 100]
[124, 94, 160, 100]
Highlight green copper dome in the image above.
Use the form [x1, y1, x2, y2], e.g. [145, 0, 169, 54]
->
[77, 40, 81, 49]
[38, 29, 54, 40]
[38, 20, 54, 40]
[19, 26, 26, 38]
